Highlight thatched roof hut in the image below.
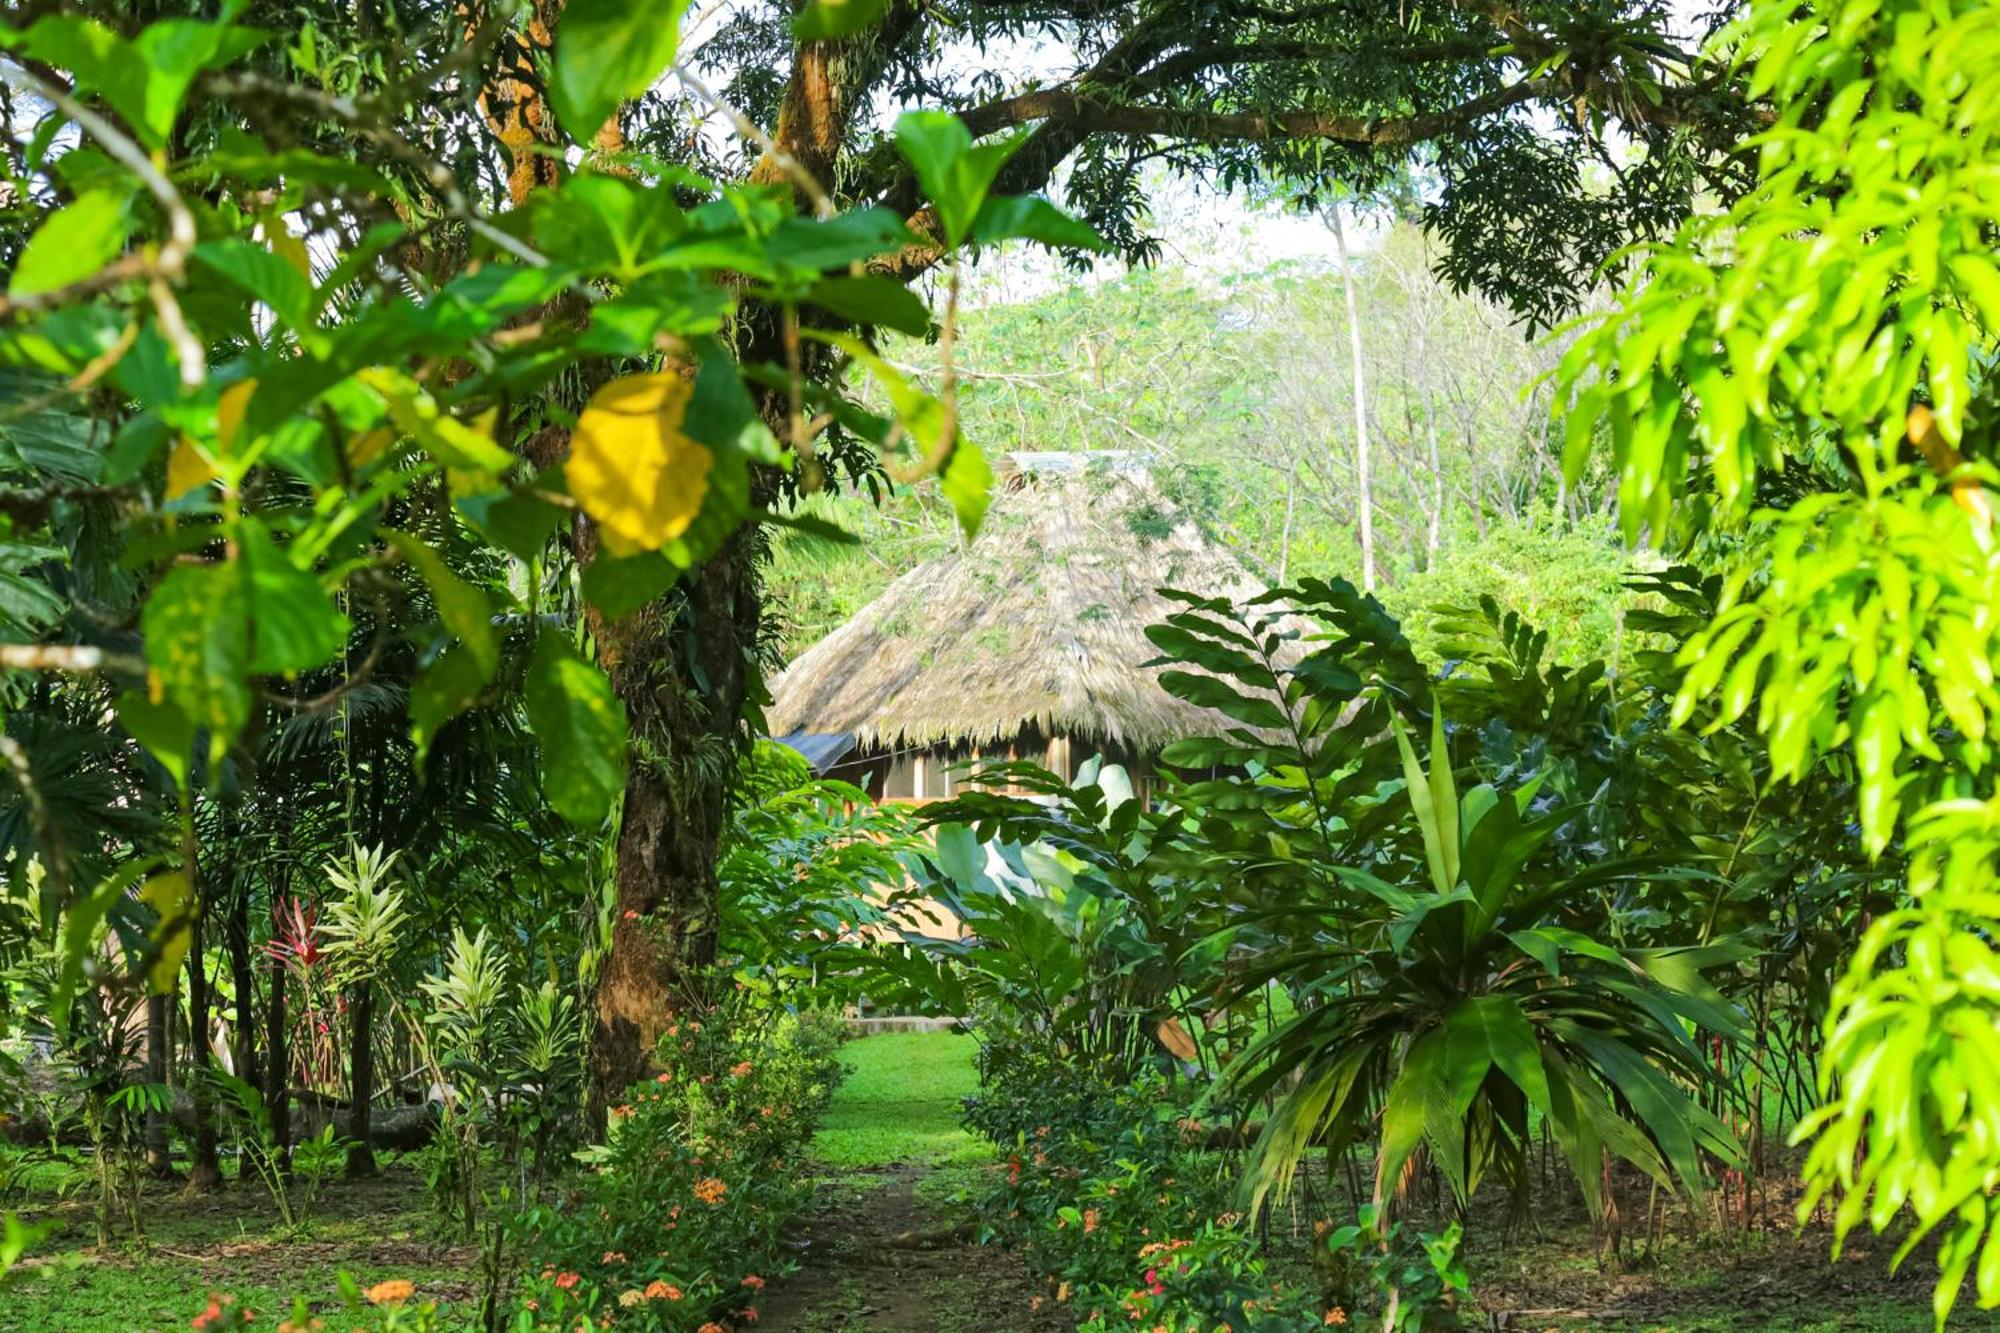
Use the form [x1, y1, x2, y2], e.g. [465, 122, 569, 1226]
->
[768, 454, 1284, 801]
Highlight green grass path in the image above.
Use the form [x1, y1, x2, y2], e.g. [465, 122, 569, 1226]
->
[809, 1030, 989, 1169]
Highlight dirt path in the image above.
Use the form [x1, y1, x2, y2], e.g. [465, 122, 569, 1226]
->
[758, 1163, 1070, 1333]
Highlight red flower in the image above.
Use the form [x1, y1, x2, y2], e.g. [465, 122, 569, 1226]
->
[555, 1272, 581, 1290]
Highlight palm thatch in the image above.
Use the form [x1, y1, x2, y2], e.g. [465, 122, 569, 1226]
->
[769, 460, 1287, 753]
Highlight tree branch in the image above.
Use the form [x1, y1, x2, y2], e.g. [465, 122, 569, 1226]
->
[963, 77, 1547, 148]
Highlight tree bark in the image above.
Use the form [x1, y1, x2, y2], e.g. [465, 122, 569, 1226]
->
[185, 908, 223, 1192]
[143, 992, 178, 1179]
[1331, 207, 1376, 592]
[587, 537, 757, 1106]
[265, 958, 291, 1173]
[225, 887, 259, 1092]
[344, 981, 377, 1176]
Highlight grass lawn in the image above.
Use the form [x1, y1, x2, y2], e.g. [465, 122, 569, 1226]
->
[4, 1160, 475, 1332]
[809, 1030, 991, 1168]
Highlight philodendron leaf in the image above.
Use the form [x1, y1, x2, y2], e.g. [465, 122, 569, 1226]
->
[550, 0, 693, 144]
[524, 630, 627, 825]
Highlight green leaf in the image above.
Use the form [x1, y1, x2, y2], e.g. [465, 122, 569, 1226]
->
[116, 692, 195, 793]
[972, 196, 1107, 252]
[455, 477, 569, 560]
[137, 871, 195, 995]
[384, 532, 497, 675]
[524, 630, 628, 826]
[805, 275, 932, 336]
[9, 188, 131, 298]
[765, 209, 921, 272]
[893, 112, 1026, 248]
[939, 435, 993, 540]
[360, 368, 516, 475]
[1393, 712, 1454, 894]
[793, 0, 887, 39]
[580, 551, 677, 620]
[550, 0, 694, 144]
[53, 860, 156, 1037]
[141, 563, 251, 759]
[1449, 995, 1550, 1109]
[410, 643, 489, 762]
[1378, 1025, 1448, 1205]
[240, 523, 349, 675]
[1156, 670, 1290, 730]
[193, 239, 315, 331]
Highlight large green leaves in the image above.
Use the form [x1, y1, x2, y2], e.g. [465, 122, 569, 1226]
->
[523, 630, 627, 827]
[9, 188, 131, 298]
[140, 521, 349, 759]
[2, 15, 269, 149]
[550, 0, 693, 143]
[894, 112, 1025, 248]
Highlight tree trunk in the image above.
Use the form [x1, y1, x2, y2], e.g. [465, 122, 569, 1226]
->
[226, 886, 259, 1095]
[185, 909, 223, 1191]
[265, 959, 291, 1172]
[588, 538, 757, 1107]
[345, 980, 377, 1176]
[143, 992, 178, 1180]
[1331, 208, 1376, 592]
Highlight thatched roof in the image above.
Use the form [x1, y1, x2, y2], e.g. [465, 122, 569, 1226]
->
[768, 459, 1286, 752]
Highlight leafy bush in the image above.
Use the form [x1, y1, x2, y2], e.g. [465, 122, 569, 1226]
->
[510, 986, 844, 1331]
[964, 1022, 1333, 1331]
[964, 1021, 1477, 1330]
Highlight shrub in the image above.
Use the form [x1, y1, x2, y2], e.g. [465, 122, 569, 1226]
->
[964, 1024, 1331, 1331]
[964, 1022, 1473, 1331]
[510, 986, 844, 1332]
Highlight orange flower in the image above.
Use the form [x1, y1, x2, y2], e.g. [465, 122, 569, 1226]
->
[655, 1072, 673, 1083]
[644, 1281, 683, 1301]
[1082, 1209, 1100, 1234]
[696, 1324, 727, 1333]
[740, 1275, 765, 1291]
[729, 1061, 753, 1078]
[603, 1251, 626, 1264]
[611, 1104, 635, 1119]
[693, 1176, 727, 1204]
[555, 1272, 581, 1290]
[1323, 1310, 1348, 1326]
[365, 1280, 416, 1307]
[742, 1310, 759, 1324]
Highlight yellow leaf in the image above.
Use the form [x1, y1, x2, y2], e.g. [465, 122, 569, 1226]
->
[565, 372, 712, 552]
[265, 225, 312, 281]
[217, 379, 256, 451]
[1155, 1017, 1198, 1062]
[347, 427, 395, 469]
[166, 438, 215, 500]
[136, 872, 196, 995]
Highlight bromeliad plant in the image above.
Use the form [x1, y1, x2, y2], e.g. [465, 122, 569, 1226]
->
[1222, 709, 1744, 1222]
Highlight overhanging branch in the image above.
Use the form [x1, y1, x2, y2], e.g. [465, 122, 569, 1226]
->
[963, 78, 1547, 148]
